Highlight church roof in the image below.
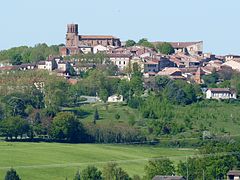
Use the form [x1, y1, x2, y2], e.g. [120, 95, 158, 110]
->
[80, 35, 119, 39]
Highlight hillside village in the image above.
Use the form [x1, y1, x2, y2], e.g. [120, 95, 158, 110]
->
[1, 24, 240, 180]
[1, 24, 239, 101]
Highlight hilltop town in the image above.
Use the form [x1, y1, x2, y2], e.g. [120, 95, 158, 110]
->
[1, 23, 239, 100]
[1, 24, 240, 180]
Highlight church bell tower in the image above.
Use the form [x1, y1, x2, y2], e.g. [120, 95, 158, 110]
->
[66, 24, 79, 47]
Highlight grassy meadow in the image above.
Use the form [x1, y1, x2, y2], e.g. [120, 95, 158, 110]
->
[0, 142, 196, 180]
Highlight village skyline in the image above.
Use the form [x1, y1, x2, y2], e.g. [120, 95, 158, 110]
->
[1, 0, 240, 55]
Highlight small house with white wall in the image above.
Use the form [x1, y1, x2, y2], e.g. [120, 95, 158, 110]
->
[206, 88, 237, 99]
[107, 94, 123, 103]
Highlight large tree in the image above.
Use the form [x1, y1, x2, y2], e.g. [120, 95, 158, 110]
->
[10, 53, 23, 65]
[125, 40, 136, 47]
[50, 112, 85, 142]
[0, 116, 30, 140]
[81, 166, 102, 180]
[137, 38, 155, 49]
[155, 42, 174, 55]
[102, 162, 131, 180]
[144, 158, 175, 180]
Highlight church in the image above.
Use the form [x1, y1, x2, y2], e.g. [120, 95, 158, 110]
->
[60, 24, 121, 56]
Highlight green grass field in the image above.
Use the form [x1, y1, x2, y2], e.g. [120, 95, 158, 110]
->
[0, 142, 196, 180]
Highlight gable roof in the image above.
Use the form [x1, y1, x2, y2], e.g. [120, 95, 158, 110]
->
[157, 67, 182, 76]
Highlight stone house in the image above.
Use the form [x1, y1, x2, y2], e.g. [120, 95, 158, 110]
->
[108, 54, 132, 71]
[144, 60, 159, 73]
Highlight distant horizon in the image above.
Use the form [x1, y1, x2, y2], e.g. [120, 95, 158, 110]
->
[1, 0, 240, 55]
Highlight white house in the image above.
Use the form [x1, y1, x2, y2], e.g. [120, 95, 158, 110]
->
[93, 45, 109, 54]
[107, 95, 123, 103]
[206, 88, 237, 99]
[109, 54, 131, 71]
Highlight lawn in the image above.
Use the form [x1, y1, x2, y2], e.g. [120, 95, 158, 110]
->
[0, 142, 196, 180]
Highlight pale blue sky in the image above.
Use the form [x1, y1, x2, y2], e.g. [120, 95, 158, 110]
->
[1, 0, 239, 55]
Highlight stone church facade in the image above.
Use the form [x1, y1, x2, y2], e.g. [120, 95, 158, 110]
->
[60, 24, 121, 56]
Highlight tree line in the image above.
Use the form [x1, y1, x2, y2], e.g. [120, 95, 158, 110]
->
[0, 43, 61, 65]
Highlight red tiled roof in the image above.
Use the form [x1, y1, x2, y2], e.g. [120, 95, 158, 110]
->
[108, 53, 132, 58]
[80, 35, 119, 39]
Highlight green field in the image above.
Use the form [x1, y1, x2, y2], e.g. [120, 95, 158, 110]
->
[0, 142, 196, 180]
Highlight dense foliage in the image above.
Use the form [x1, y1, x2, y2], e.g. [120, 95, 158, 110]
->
[137, 38, 155, 49]
[155, 42, 174, 55]
[144, 158, 175, 180]
[0, 43, 60, 64]
[125, 40, 136, 47]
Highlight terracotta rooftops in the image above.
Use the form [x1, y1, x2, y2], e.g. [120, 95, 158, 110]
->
[157, 67, 182, 76]
[80, 35, 119, 39]
[145, 60, 159, 65]
[108, 53, 132, 58]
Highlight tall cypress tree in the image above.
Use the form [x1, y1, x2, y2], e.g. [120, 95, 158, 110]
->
[93, 108, 99, 124]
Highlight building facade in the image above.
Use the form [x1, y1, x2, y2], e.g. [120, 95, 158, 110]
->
[109, 54, 132, 71]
